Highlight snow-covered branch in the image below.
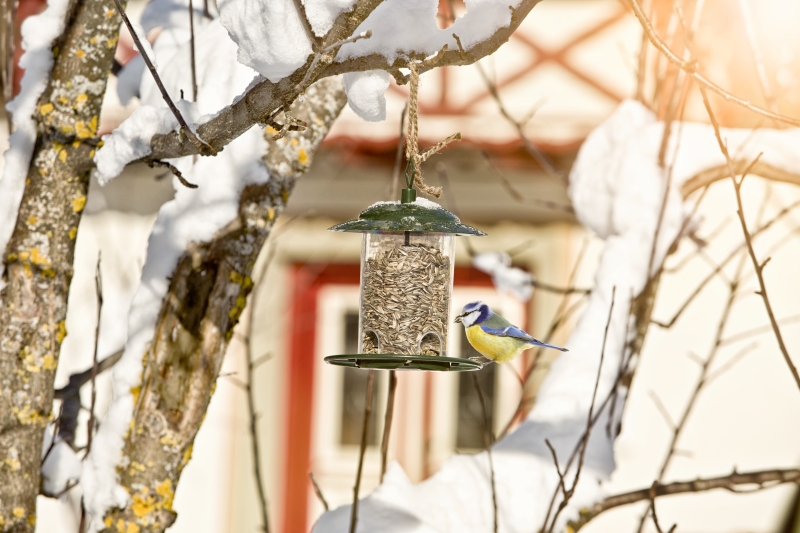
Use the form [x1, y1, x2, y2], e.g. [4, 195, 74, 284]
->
[107, 0, 544, 168]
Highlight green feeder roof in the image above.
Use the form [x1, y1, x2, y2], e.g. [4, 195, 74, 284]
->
[328, 197, 486, 236]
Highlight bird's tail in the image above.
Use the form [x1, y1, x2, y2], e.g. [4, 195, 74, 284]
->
[528, 339, 568, 352]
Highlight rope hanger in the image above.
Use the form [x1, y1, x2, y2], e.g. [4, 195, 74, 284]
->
[404, 62, 462, 198]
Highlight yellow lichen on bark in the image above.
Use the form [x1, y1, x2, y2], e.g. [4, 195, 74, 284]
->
[71, 194, 87, 213]
[155, 479, 174, 508]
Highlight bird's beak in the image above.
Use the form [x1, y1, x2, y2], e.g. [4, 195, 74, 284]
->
[454, 314, 464, 324]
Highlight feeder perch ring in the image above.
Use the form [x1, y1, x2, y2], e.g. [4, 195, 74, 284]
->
[324, 354, 484, 372]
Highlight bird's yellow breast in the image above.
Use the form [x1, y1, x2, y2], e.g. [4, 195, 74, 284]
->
[465, 325, 531, 363]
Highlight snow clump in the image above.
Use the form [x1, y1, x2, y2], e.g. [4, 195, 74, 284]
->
[343, 70, 391, 122]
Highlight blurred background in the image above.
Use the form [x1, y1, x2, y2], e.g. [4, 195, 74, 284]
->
[2, 0, 799, 531]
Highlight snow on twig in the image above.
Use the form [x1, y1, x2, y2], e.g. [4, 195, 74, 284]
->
[113, 0, 212, 154]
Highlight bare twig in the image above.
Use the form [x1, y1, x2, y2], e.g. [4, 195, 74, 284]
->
[53, 350, 123, 401]
[52, 353, 123, 450]
[544, 438, 568, 498]
[499, 239, 591, 438]
[269, 109, 309, 141]
[241, 249, 281, 533]
[705, 342, 758, 385]
[648, 482, 677, 533]
[472, 373, 498, 533]
[112, 0, 213, 155]
[188, 0, 198, 101]
[572, 467, 800, 529]
[682, 160, 800, 197]
[475, 64, 565, 183]
[50, 480, 79, 500]
[379, 371, 397, 482]
[147, 159, 198, 188]
[698, 85, 800, 391]
[636, 247, 751, 532]
[720, 314, 800, 347]
[244, 347, 270, 533]
[80, 258, 103, 533]
[310, 473, 329, 511]
[350, 369, 376, 533]
[606, 288, 634, 439]
[737, 0, 776, 112]
[40, 403, 65, 469]
[85, 257, 103, 455]
[544, 287, 616, 533]
[298, 30, 373, 91]
[480, 152, 575, 214]
[291, 0, 321, 51]
[652, 198, 800, 329]
[634, 0, 649, 104]
[531, 280, 591, 296]
[627, 0, 800, 127]
[648, 390, 675, 431]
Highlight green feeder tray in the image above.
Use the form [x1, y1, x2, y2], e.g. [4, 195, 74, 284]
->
[324, 354, 483, 372]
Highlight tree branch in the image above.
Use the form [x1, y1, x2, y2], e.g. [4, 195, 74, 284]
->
[682, 160, 800, 198]
[572, 468, 800, 529]
[143, 0, 545, 163]
[627, 0, 800, 127]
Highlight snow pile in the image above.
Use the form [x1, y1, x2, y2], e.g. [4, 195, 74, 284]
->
[0, 0, 70, 290]
[472, 251, 533, 301]
[41, 438, 82, 496]
[94, 103, 193, 183]
[218, 0, 312, 82]
[367, 197, 446, 210]
[118, 0, 212, 105]
[343, 70, 391, 122]
[305, 0, 358, 36]
[83, 19, 268, 531]
[313, 101, 800, 532]
[333, 0, 526, 123]
[102, 0, 217, 174]
[336, 0, 521, 63]
[212, 0, 525, 122]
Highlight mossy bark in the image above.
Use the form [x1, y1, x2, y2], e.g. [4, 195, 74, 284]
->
[0, 1, 122, 531]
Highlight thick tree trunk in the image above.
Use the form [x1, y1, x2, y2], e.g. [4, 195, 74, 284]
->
[102, 78, 346, 533]
[0, 1, 122, 530]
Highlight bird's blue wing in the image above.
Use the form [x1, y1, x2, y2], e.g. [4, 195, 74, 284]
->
[479, 324, 568, 352]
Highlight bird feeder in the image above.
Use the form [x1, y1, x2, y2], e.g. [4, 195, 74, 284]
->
[325, 188, 486, 371]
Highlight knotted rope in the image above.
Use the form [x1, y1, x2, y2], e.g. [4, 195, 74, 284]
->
[404, 62, 461, 198]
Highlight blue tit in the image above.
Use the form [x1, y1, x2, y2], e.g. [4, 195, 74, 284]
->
[454, 301, 567, 363]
